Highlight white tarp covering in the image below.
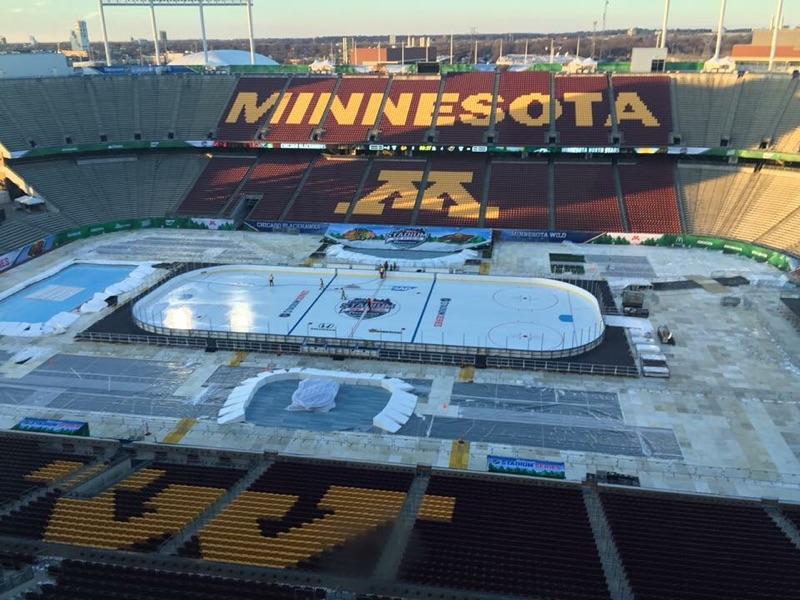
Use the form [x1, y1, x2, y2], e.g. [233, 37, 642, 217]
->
[15, 195, 45, 207]
[326, 244, 478, 269]
[286, 378, 340, 412]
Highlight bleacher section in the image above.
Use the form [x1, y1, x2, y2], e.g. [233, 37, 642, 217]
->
[398, 475, 610, 599]
[673, 74, 738, 147]
[181, 460, 413, 575]
[285, 156, 368, 222]
[554, 163, 623, 232]
[376, 78, 441, 143]
[176, 155, 254, 216]
[678, 164, 800, 252]
[435, 73, 495, 145]
[0, 436, 94, 506]
[216, 76, 289, 140]
[346, 158, 425, 225]
[5, 154, 206, 244]
[265, 77, 339, 142]
[243, 154, 314, 221]
[416, 156, 487, 227]
[602, 490, 800, 599]
[730, 74, 793, 150]
[27, 560, 325, 600]
[495, 71, 550, 145]
[0, 75, 236, 151]
[555, 75, 612, 145]
[0, 462, 245, 551]
[612, 75, 672, 146]
[320, 77, 389, 143]
[773, 80, 800, 153]
[620, 161, 682, 234]
[485, 161, 549, 229]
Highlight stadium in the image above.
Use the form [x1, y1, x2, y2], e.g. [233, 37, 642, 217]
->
[1, 2, 800, 599]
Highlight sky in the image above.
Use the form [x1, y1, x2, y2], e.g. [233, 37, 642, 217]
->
[2, 0, 797, 43]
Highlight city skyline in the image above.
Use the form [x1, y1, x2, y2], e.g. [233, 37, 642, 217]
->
[1, 0, 798, 44]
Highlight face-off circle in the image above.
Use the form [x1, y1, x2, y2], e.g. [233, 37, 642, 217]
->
[492, 288, 560, 311]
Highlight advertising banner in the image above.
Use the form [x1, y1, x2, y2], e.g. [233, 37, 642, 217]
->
[244, 220, 330, 234]
[163, 217, 235, 231]
[487, 455, 566, 479]
[498, 230, 600, 244]
[325, 224, 492, 251]
[13, 417, 90, 437]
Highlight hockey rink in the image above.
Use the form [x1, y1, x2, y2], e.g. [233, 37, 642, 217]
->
[133, 266, 605, 353]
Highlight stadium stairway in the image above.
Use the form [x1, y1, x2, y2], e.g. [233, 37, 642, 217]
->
[581, 485, 634, 600]
[371, 470, 431, 582]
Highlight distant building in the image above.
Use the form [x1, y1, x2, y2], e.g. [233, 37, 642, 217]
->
[627, 27, 639, 37]
[732, 28, 800, 66]
[69, 20, 89, 53]
[0, 37, 6, 49]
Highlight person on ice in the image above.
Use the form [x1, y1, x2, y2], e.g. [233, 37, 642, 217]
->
[340, 288, 347, 300]
[269, 274, 274, 287]
[319, 278, 324, 290]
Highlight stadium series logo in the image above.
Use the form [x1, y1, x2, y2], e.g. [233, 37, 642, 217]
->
[385, 227, 429, 248]
[339, 298, 395, 319]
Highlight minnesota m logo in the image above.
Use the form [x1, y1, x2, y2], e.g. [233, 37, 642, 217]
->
[339, 169, 497, 220]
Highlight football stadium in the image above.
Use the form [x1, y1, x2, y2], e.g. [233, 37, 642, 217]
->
[1, 1, 800, 598]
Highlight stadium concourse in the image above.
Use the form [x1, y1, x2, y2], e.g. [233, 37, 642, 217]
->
[0, 70, 799, 599]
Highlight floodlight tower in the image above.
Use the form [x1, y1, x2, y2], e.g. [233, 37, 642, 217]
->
[659, 0, 670, 49]
[769, 0, 785, 72]
[97, 0, 257, 67]
[713, 0, 727, 59]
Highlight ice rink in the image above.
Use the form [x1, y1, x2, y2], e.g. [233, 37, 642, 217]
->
[133, 266, 605, 353]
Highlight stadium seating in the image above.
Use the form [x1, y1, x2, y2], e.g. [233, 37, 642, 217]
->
[435, 73, 496, 144]
[679, 163, 756, 236]
[320, 77, 389, 143]
[176, 155, 254, 216]
[730, 74, 793, 149]
[398, 475, 610, 599]
[782, 505, 800, 534]
[485, 161, 549, 229]
[0, 435, 92, 506]
[243, 154, 315, 221]
[265, 77, 338, 142]
[611, 75, 672, 146]
[495, 71, 551, 145]
[555, 75, 612, 145]
[729, 169, 800, 247]
[375, 78, 441, 143]
[26, 560, 325, 600]
[216, 76, 290, 140]
[182, 460, 413, 575]
[772, 81, 800, 153]
[284, 156, 368, 222]
[0, 462, 245, 551]
[602, 490, 800, 599]
[673, 73, 738, 147]
[9, 154, 207, 228]
[347, 159, 425, 225]
[416, 156, 486, 226]
[0, 75, 237, 151]
[554, 163, 624, 231]
[619, 161, 682, 234]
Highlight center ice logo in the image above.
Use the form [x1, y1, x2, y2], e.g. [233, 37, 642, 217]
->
[385, 227, 429, 248]
[339, 298, 395, 320]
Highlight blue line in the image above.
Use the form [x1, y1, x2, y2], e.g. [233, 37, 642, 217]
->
[288, 272, 338, 336]
[411, 273, 437, 343]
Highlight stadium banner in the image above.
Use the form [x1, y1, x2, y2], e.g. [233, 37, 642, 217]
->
[243, 220, 330, 234]
[163, 217, 236, 231]
[325, 224, 492, 251]
[8, 140, 196, 160]
[487, 455, 566, 480]
[0, 248, 22, 273]
[0, 235, 57, 273]
[498, 230, 600, 244]
[13, 417, 90, 437]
